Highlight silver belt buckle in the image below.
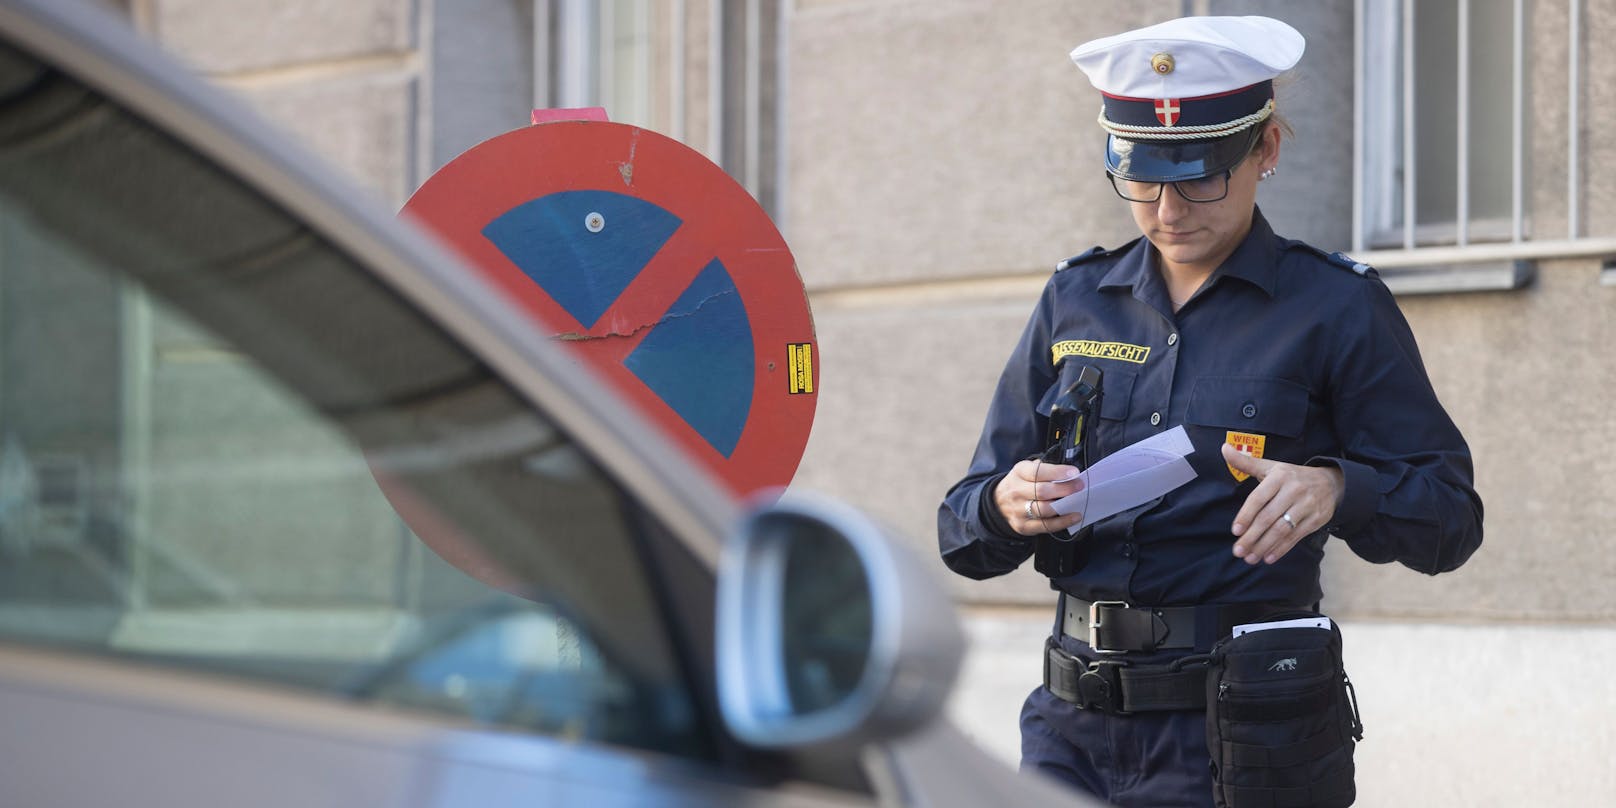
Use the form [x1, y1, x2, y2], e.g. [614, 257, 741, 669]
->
[1088, 600, 1129, 654]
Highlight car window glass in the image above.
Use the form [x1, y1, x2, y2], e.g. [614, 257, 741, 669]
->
[0, 39, 709, 760]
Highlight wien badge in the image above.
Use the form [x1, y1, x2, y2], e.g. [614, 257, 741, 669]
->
[1226, 431, 1266, 481]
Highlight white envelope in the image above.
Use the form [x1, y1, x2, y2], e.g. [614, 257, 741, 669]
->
[1048, 425, 1198, 533]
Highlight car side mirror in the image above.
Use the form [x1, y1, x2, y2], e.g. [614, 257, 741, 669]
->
[716, 493, 964, 748]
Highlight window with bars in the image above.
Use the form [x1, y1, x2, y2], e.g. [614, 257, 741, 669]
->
[1354, 0, 1616, 290]
[1357, 0, 1520, 250]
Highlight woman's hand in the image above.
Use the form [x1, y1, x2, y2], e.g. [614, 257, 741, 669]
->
[1222, 444, 1346, 564]
[995, 459, 1087, 536]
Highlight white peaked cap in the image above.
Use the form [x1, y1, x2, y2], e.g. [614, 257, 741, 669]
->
[1070, 16, 1304, 100]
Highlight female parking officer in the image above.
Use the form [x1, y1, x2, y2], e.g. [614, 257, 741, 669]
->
[936, 15, 1483, 808]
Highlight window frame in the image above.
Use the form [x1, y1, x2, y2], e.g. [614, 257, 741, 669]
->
[0, 0, 738, 559]
[0, 0, 869, 789]
[0, 37, 718, 762]
[0, 0, 898, 791]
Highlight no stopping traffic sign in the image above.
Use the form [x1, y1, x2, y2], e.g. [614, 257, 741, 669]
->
[402, 120, 817, 497]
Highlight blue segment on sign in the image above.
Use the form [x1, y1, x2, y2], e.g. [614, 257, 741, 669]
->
[481, 190, 682, 329]
[623, 259, 753, 458]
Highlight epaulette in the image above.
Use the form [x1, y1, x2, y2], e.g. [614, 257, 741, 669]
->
[1054, 238, 1138, 272]
[1282, 239, 1378, 279]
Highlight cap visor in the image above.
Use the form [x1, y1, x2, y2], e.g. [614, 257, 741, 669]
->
[1105, 128, 1261, 183]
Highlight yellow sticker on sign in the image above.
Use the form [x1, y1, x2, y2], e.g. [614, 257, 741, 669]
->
[1225, 431, 1265, 482]
[787, 343, 814, 394]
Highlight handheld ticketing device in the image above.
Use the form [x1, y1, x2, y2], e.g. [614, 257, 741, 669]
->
[1035, 362, 1102, 579]
[1042, 364, 1103, 467]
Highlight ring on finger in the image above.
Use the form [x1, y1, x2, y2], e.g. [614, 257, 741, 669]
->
[1281, 512, 1296, 529]
[1026, 499, 1038, 520]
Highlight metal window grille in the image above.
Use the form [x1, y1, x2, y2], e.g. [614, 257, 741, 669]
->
[1353, 0, 1616, 292]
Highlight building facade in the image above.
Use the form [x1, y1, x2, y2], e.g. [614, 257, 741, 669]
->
[69, 0, 1616, 803]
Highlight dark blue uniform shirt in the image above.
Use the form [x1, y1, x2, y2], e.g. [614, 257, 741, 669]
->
[938, 209, 1483, 608]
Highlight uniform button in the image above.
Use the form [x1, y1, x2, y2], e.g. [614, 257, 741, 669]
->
[1241, 403, 1258, 418]
[1120, 542, 1137, 559]
[1167, 333, 1179, 346]
[1150, 411, 1162, 426]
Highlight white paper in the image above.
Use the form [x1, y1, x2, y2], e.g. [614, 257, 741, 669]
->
[1232, 616, 1332, 637]
[1048, 425, 1198, 532]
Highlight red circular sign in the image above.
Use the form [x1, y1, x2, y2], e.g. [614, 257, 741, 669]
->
[401, 120, 817, 497]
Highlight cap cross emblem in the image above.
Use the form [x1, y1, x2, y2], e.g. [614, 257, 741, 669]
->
[1154, 98, 1181, 126]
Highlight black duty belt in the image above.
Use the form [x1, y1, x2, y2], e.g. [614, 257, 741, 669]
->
[1044, 637, 1209, 714]
[1045, 596, 1292, 713]
[1060, 596, 1282, 654]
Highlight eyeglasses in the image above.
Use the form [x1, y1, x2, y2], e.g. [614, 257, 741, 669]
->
[1108, 169, 1233, 203]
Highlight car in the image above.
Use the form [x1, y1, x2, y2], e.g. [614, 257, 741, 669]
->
[0, 1, 1089, 805]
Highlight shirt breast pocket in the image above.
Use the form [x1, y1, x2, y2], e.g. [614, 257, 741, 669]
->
[1184, 376, 1310, 465]
[1034, 368, 1136, 462]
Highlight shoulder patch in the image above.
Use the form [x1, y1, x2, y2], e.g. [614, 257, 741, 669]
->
[1281, 239, 1378, 279]
[1055, 238, 1139, 272]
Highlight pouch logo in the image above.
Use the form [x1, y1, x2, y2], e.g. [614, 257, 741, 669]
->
[1050, 339, 1150, 366]
[1225, 431, 1265, 482]
[1268, 657, 1298, 672]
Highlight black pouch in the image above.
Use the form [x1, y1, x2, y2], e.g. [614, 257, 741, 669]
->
[1205, 614, 1364, 808]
